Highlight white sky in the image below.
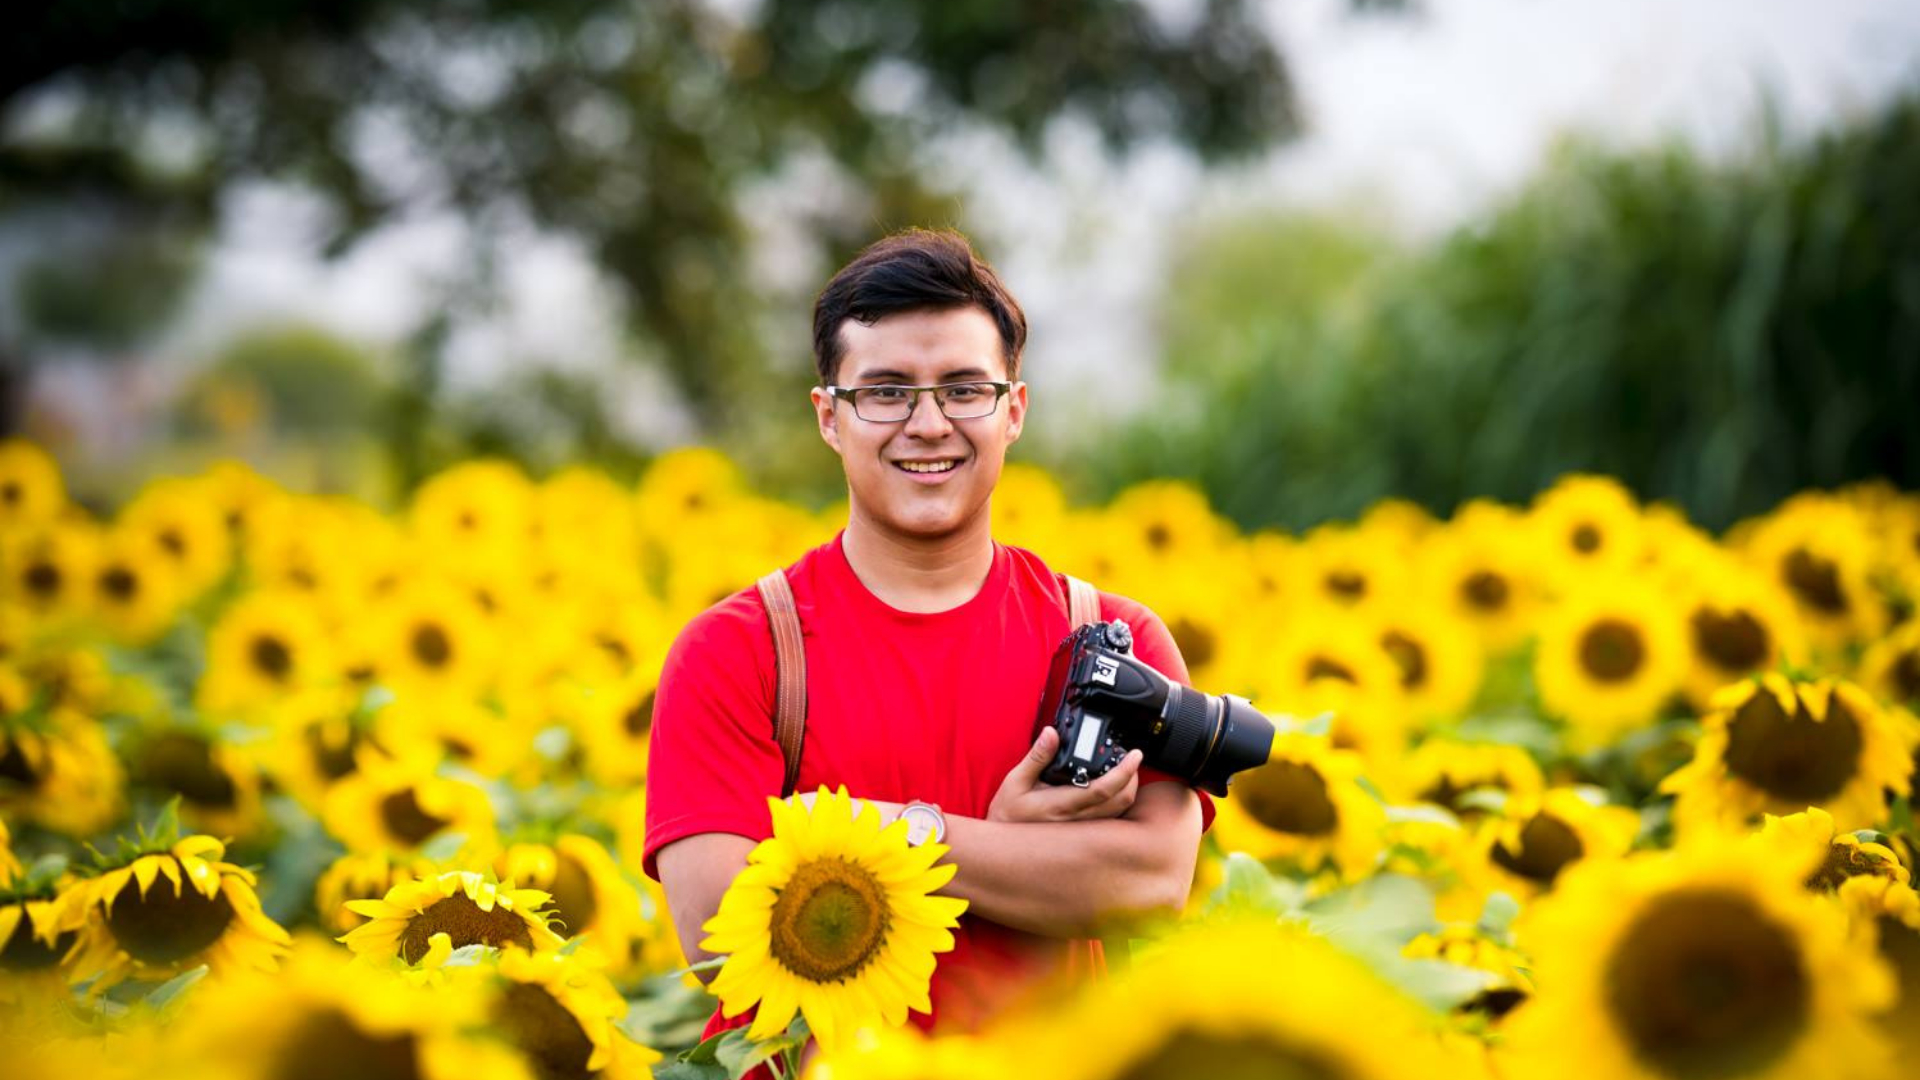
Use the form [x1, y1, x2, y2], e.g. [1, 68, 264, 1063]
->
[147, 0, 1920, 449]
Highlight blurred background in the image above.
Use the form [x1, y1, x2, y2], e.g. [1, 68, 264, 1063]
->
[5, 0, 1919, 530]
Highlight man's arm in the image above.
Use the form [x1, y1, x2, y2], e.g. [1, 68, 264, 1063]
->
[656, 833, 756, 985]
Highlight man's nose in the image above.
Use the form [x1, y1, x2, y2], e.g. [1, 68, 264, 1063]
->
[903, 390, 953, 437]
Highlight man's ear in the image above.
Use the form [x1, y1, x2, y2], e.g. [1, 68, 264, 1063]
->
[810, 386, 842, 455]
[1004, 379, 1029, 445]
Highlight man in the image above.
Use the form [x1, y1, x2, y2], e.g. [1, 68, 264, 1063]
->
[644, 228, 1212, 1041]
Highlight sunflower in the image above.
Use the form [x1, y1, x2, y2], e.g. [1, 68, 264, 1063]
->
[633, 446, 747, 536]
[1392, 739, 1545, 821]
[163, 933, 537, 1080]
[1127, 569, 1241, 692]
[1534, 579, 1688, 749]
[363, 578, 499, 699]
[1672, 558, 1807, 711]
[117, 476, 234, 599]
[0, 518, 99, 628]
[1402, 922, 1534, 1022]
[0, 864, 84, 1006]
[1252, 616, 1410, 756]
[197, 588, 339, 717]
[487, 945, 661, 1079]
[372, 691, 529, 782]
[566, 668, 659, 788]
[409, 459, 536, 577]
[1209, 734, 1386, 879]
[86, 527, 186, 645]
[1754, 807, 1910, 893]
[62, 828, 291, 993]
[0, 816, 18, 884]
[1662, 675, 1915, 834]
[1010, 919, 1460, 1080]
[243, 494, 401, 618]
[1473, 787, 1640, 902]
[1365, 603, 1486, 727]
[0, 707, 125, 838]
[321, 753, 499, 857]
[1858, 619, 1920, 711]
[610, 789, 689, 979]
[0, 440, 67, 530]
[340, 870, 563, 965]
[1836, 876, 1920, 1061]
[1091, 479, 1238, 579]
[1289, 522, 1412, 613]
[493, 835, 649, 971]
[1529, 474, 1645, 587]
[532, 465, 641, 570]
[990, 462, 1069, 555]
[126, 726, 268, 840]
[254, 687, 385, 813]
[562, 587, 670, 687]
[1504, 839, 1894, 1080]
[316, 850, 442, 936]
[1739, 493, 1888, 654]
[1422, 501, 1542, 653]
[699, 786, 968, 1051]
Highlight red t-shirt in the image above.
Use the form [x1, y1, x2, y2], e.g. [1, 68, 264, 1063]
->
[643, 532, 1213, 1040]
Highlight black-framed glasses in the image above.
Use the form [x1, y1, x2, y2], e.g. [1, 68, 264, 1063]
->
[826, 381, 1012, 422]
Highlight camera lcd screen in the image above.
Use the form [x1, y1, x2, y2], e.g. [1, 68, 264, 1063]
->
[1073, 715, 1104, 763]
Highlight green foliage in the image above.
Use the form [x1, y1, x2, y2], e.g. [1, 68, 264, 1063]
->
[1092, 92, 1920, 532]
[179, 325, 388, 438]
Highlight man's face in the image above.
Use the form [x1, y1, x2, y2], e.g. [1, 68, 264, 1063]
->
[810, 306, 1027, 542]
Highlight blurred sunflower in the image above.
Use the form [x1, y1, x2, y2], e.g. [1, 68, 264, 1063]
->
[0, 707, 125, 837]
[564, 588, 670, 687]
[610, 789, 689, 979]
[1130, 570, 1240, 691]
[1836, 876, 1920, 1061]
[1740, 493, 1888, 653]
[1209, 734, 1385, 879]
[0, 440, 67, 529]
[1393, 739, 1544, 821]
[373, 692, 528, 781]
[633, 446, 747, 542]
[809, 1025, 1012, 1080]
[62, 825, 290, 993]
[1505, 840, 1894, 1080]
[1289, 522, 1410, 612]
[166, 933, 536, 1080]
[1663, 675, 1914, 833]
[1019, 919, 1458, 1080]
[126, 727, 268, 840]
[564, 673, 655, 793]
[197, 588, 339, 717]
[117, 476, 233, 599]
[1858, 619, 1920, 711]
[990, 462, 1069, 554]
[340, 870, 562, 965]
[0, 518, 98, 627]
[486, 945, 661, 1079]
[532, 465, 641, 570]
[494, 835, 648, 969]
[87, 528, 186, 646]
[1253, 619, 1410, 758]
[700, 786, 968, 1051]
[244, 494, 401, 620]
[1534, 580, 1687, 749]
[363, 578, 499, 698]
[255, 687, 384, 812]
[1754, 807, 1910, 893]
[1673, 559, 1806, 711]
[1529, 474, 1645, 586]
[1100, 479, 1237, 577]
[1422, 501, 1541, 653]
[1367, 604, 1485, 727]
[0, 863, 83, 1006]
[1403, 922, 1533, 1022]
[316, 850, 441, 936]
[1474, 787, 1639, 901]
[321, 753, 498, 857]
[410, 459, 537, 577]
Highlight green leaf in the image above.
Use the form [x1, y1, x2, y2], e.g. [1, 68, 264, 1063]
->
[418, 830, 470, 863]
[1206, 853, 1307, 917]
[716, 1030, 800, 1079]
[1302, 873, 1435, 951]
[653, 1062, 730, 1080]
[1478, 892, 1521, 936]
[143, 965, 209, 1010]
[680, 1030, 731, 1065]
[1375, 956, 1501, 1012]
[674, 955, 729, 978]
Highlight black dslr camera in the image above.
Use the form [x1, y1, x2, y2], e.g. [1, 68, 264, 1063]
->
[1034, 620, 1275, 797]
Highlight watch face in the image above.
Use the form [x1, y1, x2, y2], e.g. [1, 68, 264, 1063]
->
[901, 804, 941, 846]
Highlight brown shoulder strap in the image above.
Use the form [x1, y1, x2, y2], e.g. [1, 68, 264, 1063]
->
[1066, 574, 1101, 629]
[755, 570, 806, 797]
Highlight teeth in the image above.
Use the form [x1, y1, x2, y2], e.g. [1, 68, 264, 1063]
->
[899, 460, 958, 473]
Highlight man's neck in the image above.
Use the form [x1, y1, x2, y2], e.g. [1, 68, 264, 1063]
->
[840, 510, 996, 614]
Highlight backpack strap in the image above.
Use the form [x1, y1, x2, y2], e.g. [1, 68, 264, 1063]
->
[1065, 574, 1101, 629]
[756, 569, 807, 798]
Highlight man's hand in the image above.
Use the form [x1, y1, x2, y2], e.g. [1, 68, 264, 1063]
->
[986, 726, 1142, 823]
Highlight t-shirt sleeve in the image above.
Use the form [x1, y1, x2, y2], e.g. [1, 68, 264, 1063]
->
[641, 594, 789, 881]
[1100, 592, 1216, 832]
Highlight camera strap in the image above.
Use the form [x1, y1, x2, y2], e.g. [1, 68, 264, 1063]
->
[1065, 573, 1101, 630]
[756, 569, 808, 797]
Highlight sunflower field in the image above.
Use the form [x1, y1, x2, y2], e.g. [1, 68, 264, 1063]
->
[2, 434, 1919, 1080]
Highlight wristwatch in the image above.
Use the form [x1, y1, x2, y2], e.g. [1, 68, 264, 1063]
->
[897, 801, 947, 847]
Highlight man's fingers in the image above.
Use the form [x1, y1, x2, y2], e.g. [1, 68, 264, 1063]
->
[1006, 727, 1058, 790]
[1078, 749, 1142, 807]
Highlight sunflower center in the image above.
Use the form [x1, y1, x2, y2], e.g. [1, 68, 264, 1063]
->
[1305, 657, 1357, 684]
[1381, 630, 1429, 690]
[1722, 689, 1863, 804]
[0, 909, 75, 971]
[1578, 619, 1646, 682]
[1690, 609, 1769, 672]
[622, 690, 656, 738]
[251, 633, 295, 681]
[158, 528, 187, 558]
[305, 723, 361, 780]
[1234, 760, 1339, 836]
[137, 732, 238, 809]
[1805, 842, 1894, 892]
[397, 894, 536, 964]
[1462, 570, 1510, 612]
[0, 481, 18, 505]
[380, 788, 452, 846]
[495, 982, 596, 1080]
[410, 623, 453, 669]
[1606, 888, 1809, 1080]
[1169, 617, 1218, 671]
[1144, 523, 1172, 551]
[1891, 650, 1920, 704]
[275, 1008, 421, 1080]
[101, 565, 139, 602]
[1325, 571, 1367, 601]
[547, 852, 600, 937]
[106, 861, 236, 964]
[1490, 812, 1584, 885]
[24, 561, 60, 598]
[0, 738, 41, 785]
[768, 857, 891, 983]
[1571, 523, 1603, 554]
[1782, 549, 1847, 614]
[1113, 1029, 1346, 1080]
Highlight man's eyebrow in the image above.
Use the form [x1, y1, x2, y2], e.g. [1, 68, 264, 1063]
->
[854, 367, 992, 383]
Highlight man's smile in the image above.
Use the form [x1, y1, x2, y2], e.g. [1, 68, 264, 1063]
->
[893, 456, 967, 481]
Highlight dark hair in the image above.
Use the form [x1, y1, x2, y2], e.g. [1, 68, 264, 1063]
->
[811, 228, 1027, 385]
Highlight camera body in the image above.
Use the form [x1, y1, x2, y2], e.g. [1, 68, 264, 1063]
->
[1035, 619, 1275, 797]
